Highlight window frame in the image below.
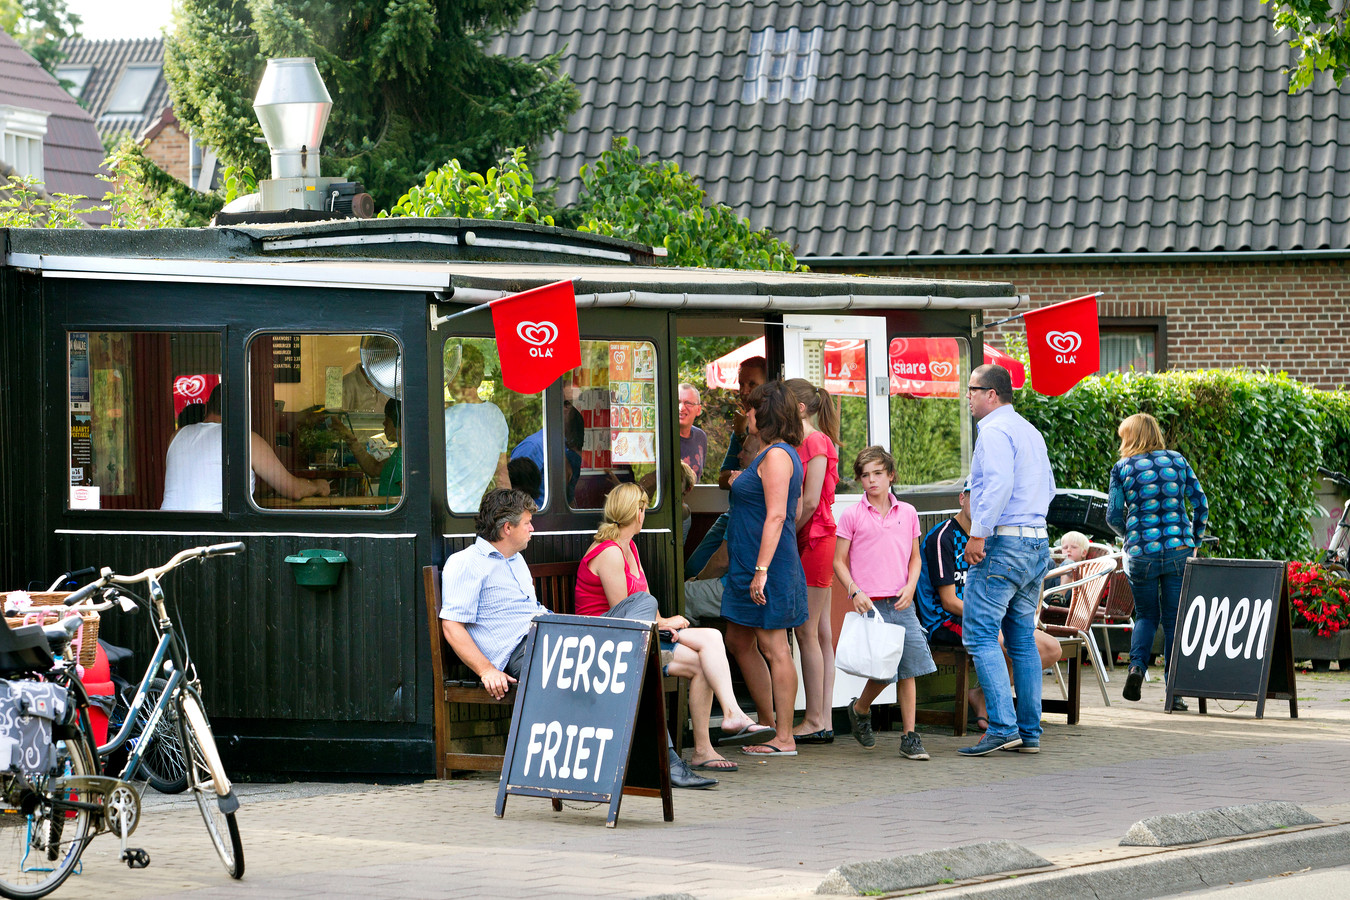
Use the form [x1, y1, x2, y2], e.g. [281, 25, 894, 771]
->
[244, 330, 406, 516]
[1099, 316, 1167, 374]
[105, 64, 162, 115]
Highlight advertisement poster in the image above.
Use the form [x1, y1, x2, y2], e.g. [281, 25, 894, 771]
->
[70, 413, 92, 486]
[68, 332, 90, 407]
[610, 341, 657, 465]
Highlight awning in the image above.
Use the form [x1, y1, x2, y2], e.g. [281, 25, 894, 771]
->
[706, 337, 1027, 398]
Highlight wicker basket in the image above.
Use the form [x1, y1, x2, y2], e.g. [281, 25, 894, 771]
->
[4, 592, 100, 668]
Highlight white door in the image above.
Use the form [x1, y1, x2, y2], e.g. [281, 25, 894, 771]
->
[783, 315, 898, 710]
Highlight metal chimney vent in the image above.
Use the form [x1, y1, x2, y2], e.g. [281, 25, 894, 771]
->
[253, 57, 332, 180]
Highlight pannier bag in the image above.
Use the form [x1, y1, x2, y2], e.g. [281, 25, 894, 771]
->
[0, 681, 69, 776]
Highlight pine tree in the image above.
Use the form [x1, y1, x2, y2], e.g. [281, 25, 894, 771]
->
[163, 0, 578, 206]
[0, 0, 81, 75]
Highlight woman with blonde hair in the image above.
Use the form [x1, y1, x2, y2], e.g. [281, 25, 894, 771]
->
[784, 378, 841, 744]
[1107, 413, 1209, 710]
[576, 483, 774, 771]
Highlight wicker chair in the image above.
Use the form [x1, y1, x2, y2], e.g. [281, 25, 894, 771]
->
[1037, 554, 1120, 706]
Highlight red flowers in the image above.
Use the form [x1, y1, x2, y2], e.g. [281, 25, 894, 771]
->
[1286, 561, 1350, 637]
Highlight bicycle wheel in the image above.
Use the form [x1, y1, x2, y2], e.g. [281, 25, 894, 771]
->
[128, 679, 187, 794]
[176, 687, 243, 879]
[0, 734, 95, 899]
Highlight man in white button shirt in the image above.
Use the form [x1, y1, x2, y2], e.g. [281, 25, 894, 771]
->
[958, 364, 1055, 757]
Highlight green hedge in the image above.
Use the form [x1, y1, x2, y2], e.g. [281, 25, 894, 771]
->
[1015, 370, 1350, 561]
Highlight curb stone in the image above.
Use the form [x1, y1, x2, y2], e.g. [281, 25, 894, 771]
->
[1120, 801, 1321, 847]
[816, 841, 1052, 895]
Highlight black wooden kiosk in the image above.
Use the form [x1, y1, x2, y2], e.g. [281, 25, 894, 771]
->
[0, 219, 1019, 775]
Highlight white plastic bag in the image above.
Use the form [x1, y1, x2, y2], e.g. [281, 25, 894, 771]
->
[834, 609, 906, 681]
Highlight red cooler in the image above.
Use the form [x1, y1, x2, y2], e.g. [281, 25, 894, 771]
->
[79, 642, 115, 746]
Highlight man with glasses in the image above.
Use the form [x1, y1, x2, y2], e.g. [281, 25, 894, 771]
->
[678, 383, 708, 480]
[957, 364, 1055, 756]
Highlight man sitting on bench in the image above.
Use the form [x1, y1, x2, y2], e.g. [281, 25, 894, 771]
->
[914, 483, 1062, 733]
[439, 488, 718, 790]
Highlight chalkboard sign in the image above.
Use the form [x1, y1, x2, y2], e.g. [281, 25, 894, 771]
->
[494, 614, 673, 827]
[1165, 559, 1297, 718]
[272, 334, 302, 384]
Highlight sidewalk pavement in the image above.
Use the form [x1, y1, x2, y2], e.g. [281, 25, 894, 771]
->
[51, 666, 1350, 900]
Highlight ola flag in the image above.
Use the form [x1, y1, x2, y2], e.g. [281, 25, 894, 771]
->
[1023, 294, 1100, 396]
[490, 280, 581, 393]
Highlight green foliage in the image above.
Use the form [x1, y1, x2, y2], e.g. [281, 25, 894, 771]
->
[568, 138, 804, 271]
[1264, 0, 1350, 91]
[0, 0, 80, 75]
[100, 139, 223, 228]
[221, 164, 258, 204]
[1306, 386, 1350, 477]
[0, 172, 96, 227]
[381, 147, 551, 223]
[890, 395, 963, 487]
[163, 0, 579, 208]
[1016, 369, 1348, 561]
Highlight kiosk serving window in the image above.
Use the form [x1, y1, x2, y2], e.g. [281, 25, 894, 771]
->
[246, 333, 404, 512]
[444, 337, 544, 515]
[887, 336, 973, 491]
[67, 330, 221, 511]
[566, 339, 661, 511]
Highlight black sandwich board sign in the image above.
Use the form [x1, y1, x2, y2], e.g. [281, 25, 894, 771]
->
[494, 614, 673, 827]
[1165, 558, 1297, 718]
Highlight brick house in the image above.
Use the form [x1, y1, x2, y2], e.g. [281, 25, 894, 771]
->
[496, 0, 1350, 390]
[56, 37, 211, 190]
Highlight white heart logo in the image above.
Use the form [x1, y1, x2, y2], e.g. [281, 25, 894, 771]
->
[929, 361, 954, 379]
[517, 320, 558, 347]
[613, 350, 627, 367]
[174, 375, 207, 397]
[1046, 331, 1081, 354]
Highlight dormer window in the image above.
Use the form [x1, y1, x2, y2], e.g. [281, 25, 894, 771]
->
[742, 27, 823, 104]
[0, 105, 50, 182]
[106, 64, 161, 114]
[56, 65, 93, 100]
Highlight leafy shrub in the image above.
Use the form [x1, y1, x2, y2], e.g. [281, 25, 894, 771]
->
[1286, 561, 1350, 636]
[102, 139, 222, 228]
[1017, 369, 1343, 561]
[381, 147, 552, 224]
[0, 173, 98, 227]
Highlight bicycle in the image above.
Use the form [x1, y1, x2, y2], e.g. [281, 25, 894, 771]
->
[1317, 465, 1350, 573]
[60, 542, 246, 881]
[39, 568, 186, 796]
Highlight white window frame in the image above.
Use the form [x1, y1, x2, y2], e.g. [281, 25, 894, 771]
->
[0, 105, 49, 182]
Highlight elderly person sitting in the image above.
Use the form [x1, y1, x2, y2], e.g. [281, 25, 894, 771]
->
[576, 483, 775, 773]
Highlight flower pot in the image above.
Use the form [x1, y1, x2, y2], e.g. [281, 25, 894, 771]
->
[284, 549, 347, 589]
[1289, 628, 1350, 671]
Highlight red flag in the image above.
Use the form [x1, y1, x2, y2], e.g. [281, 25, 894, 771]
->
[490, 280, 581, 394]
[1023, 294, 1100, 396]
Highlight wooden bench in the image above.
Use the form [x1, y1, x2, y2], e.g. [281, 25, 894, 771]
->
[424, 562, 686, 779]
[913, 636, 1086, 736]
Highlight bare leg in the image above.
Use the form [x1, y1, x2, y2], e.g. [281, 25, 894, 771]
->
[744, 627, 797, 752]
[895, 677, 917, 733]
[666, 648, 724, 766]
[854, 677, 889, 712]
[726, 623, 775, 731]
[818, 597, 836, 726]
[1034, 630, 1063, 668]
[669, 628, 760, 733]
[968, 687, 988, 723]
[793, 583, 832, 735]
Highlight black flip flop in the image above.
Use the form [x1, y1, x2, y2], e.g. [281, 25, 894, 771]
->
[717, 724, 777, 747]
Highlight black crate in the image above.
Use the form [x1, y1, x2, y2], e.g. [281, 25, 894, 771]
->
[1047, 490, 1114, 540]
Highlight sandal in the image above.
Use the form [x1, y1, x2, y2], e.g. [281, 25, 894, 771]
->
[972, 716, 989, 733]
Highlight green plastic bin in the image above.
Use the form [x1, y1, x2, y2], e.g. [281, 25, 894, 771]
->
[284, 549, 348, 589]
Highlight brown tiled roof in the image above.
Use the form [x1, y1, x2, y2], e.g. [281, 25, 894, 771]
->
[0, 29, 107, 224]
[56, 37, 170, 148]
[494, 0, 1350, 258]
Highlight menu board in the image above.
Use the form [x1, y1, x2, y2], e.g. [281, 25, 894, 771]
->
[272, 334, 302, 384]
[609, 342, 656, 465]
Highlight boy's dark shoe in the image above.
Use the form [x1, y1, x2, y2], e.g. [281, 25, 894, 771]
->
[899, 731, 929, 760]
[1123, 665, 1144, 702]
[847, 698, 875, 749]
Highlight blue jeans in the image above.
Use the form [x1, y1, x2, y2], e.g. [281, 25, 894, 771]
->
[961, 535, 1051, 741]
[686, 512, 729, 576]
[1127, 548, 1191, 675]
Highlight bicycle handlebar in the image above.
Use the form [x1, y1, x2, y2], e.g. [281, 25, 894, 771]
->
[1318, 466, 1350, 487]
[62, 542, 246, 606]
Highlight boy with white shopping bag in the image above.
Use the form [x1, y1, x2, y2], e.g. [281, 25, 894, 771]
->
[832, 446, 937, 759]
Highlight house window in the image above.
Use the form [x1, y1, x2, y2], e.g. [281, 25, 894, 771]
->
[1099, 318, 1167, 374]
[106, 64, 161, 114]
[0, 105, 49, 181]
[56, 66, 92, 100]
[742, 27, 823, 104]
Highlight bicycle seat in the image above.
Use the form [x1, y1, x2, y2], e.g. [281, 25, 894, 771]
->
[41, 617, 82, 660]
[0, 621, 56, 674]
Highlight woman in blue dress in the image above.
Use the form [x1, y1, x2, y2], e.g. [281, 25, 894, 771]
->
[1107, 413, 1209, 710]
[723, 381, 807, 756]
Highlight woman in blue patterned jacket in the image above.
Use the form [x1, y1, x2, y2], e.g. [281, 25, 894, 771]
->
[1107, 413, 1209, 710]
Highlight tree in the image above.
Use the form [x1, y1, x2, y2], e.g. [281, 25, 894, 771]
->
[1264, 0, 1350, 91]
[0, 0, 81, 75]
[163, 0, 578, 207]
[565, 138, 804, 272]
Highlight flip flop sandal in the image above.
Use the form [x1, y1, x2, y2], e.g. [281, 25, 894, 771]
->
[717, 724, 777, 747]
[972, 716, 990, 733]
[794, 729, 835, 744]
[690, 758, 738, 772]
[740, 744, 798, 756]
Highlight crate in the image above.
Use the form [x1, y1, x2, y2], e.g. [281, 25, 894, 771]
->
[4, 592, 99, 668]
[1047, 490, 1114, 540]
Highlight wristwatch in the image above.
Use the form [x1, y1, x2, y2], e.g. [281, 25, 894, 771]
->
[754, 565, 769, 573]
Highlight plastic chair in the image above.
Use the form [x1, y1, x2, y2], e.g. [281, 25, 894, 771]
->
[1037, 554, 1120, 706]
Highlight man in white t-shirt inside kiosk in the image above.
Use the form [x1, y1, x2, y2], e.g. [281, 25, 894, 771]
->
[161, 385, 331, 511]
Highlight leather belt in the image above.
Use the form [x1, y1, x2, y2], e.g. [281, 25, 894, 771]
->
[994, 525, 1048, 538]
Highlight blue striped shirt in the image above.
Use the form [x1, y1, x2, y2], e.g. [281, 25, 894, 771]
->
[968, 404, 1056, 538]
[440, 537, 545, 671]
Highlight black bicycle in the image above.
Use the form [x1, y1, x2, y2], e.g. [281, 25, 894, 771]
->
[1317, 466, 1350, 573]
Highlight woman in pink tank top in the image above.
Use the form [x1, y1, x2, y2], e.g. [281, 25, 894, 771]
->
[578, 483, 774, 769]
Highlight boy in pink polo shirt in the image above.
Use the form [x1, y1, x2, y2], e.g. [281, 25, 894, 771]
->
[833, 446, 937, 759]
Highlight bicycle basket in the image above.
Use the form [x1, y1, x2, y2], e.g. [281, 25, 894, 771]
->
[0, 681, 68, 776]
